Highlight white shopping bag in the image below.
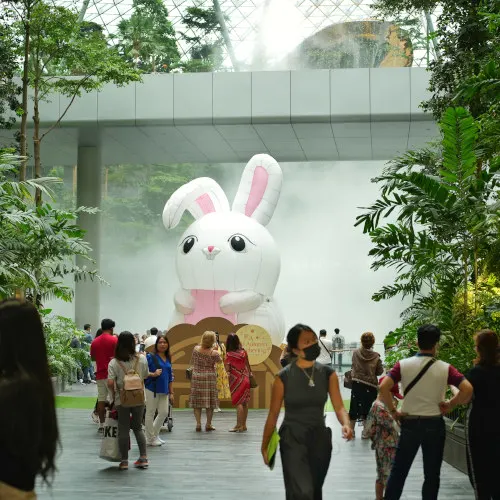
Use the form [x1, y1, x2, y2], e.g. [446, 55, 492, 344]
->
[99, 410, 120, 462]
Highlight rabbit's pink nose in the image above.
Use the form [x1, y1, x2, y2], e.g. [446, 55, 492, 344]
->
[208, 246, 214, 253]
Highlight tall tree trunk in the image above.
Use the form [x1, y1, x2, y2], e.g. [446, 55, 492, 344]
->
[33, 79, 42, 206]
[463, 247, 468, 322]
[19, 17, 31, 181]
[213, 0, 239, 71]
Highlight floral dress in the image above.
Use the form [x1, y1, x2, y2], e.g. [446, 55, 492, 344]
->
[364, 399, 399, 487]
[215, 343, 231, 400]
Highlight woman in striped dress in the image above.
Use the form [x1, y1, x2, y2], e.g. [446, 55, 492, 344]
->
[189, 331, 221, 432]
[225, 333, 251, 432]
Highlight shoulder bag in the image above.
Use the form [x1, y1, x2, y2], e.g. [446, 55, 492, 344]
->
[186, 349, 195, 381]
[343, 370, 353, 389]
[245, 351, 258, 389]
[148, 353, 162, 397]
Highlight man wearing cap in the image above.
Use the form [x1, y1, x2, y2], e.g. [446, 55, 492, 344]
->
[380, 324, 473, 500]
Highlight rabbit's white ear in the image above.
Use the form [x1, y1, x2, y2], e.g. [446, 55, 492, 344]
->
[232, 154, 282, 226]
[163, 177, 229, 229]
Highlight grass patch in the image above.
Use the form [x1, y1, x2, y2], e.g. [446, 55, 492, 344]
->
[55, 396, 96, 409]
[325, 400, 350, 413]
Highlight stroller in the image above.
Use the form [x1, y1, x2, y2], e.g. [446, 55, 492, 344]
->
[140, 402, 174, 432]
[93, 398, 174, 432]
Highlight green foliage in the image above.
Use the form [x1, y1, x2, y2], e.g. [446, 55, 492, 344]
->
[114, 0, 180, 73]
[0, 150, 102, 302]
[43, 313, 89, 380]
[373, 0, 500, 120]
[178, 6, 224, 72]
[356, 107, 498, 313]
[21, 1, 141, 99]
[384, 323, 419, 368]
[0, 13, 21, 132]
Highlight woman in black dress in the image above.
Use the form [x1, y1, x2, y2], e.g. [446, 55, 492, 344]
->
[0, 299, 59, 498]
[261, 324, 353, 500]
[465, 329, 500, 500]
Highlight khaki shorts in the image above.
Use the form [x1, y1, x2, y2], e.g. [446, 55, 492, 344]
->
[96, 379, 109, 402]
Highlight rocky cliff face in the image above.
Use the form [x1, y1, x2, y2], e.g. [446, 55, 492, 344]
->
[276, 21, 413, 70]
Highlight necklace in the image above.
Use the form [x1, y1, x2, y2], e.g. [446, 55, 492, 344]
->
[298, 362, 316, 387]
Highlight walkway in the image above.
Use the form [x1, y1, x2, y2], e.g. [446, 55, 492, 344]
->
[38, 404, 473, 499]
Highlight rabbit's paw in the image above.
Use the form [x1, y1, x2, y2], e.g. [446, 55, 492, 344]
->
[174, 288, 195, 314]
[220, 290, 264, 314]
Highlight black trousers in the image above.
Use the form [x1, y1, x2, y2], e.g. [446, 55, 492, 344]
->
[384, 417, 445, 500]
[280, 424, 332, 500]
[467, 413, 500, 500]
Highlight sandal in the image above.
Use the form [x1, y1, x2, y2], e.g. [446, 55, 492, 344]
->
[134, 458, 149, 469]
[118, 461, 128, 471]
[238, 426, 247, 433]
[196, 425, 202, 432]
[229, 426, 241, 432]
[205, 425, 216, 432]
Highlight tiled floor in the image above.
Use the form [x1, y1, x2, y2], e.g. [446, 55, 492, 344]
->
[37, 408, 474, 500]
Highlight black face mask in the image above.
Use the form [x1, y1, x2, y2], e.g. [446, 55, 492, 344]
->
[303, 342, 321, 361]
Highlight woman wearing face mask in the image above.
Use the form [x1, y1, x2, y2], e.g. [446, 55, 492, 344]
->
[261, 324, 353, 499]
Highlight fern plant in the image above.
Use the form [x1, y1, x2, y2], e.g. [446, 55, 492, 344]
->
[0, 150, 103, 303]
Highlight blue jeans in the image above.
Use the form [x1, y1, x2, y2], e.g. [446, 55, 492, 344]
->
[385, 417, 445, 500]
[82, 364, 94, 382]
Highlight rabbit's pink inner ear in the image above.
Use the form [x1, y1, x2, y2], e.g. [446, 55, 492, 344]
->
[195, 193, 216, 215]
[245, 165, 269, 217]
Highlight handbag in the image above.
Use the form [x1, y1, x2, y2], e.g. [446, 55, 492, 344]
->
[186, 350, 194, 381]
[344, 370, 353, 389]
[99, 410, 121, 462]
[245, 351, 258, 389]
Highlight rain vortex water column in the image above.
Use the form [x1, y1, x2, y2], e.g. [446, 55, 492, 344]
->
[75, 139, 102, 330]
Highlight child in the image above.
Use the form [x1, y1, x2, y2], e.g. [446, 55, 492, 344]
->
[364, 376, 403, 500]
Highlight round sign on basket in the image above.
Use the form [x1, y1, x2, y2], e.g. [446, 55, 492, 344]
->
[236, 325, 273, 365]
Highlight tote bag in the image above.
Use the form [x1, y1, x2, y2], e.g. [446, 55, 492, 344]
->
[99, 410, 121, 462]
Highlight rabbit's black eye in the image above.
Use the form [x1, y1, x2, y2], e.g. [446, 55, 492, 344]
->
[183, 237, 196, 254]
[230, 236, 246, 252]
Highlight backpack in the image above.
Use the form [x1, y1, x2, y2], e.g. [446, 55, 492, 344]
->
[118, 357, 145, 407]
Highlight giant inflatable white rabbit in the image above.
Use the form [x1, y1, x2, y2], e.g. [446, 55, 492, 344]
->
[162, 154, 285, 346]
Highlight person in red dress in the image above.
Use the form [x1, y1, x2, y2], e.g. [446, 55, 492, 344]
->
[225, 333, 251, 432]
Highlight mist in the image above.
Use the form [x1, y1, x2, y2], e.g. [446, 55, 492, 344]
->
[86, 160, 403, 345]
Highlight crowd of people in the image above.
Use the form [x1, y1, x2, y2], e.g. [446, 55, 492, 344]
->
[0, 297, 499, 500]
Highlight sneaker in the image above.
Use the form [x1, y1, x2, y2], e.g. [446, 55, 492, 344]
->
[147, 438, 163, 447]
[78, 379, 84, 385]
[91, 412, 100, 424]
[158, 437, 165, 444]
[90, 380, 97, 384]
[134, 458, 149, 469]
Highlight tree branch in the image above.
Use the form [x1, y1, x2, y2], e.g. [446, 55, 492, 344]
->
[39, 75, 91, 142]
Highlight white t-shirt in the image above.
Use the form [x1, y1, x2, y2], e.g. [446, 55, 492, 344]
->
[317, 338, 333, 365]
[108, 355, 149, 406]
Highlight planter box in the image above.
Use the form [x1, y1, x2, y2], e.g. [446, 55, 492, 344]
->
[443, 417, 467, 474]
[51, 376, 66, 395]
